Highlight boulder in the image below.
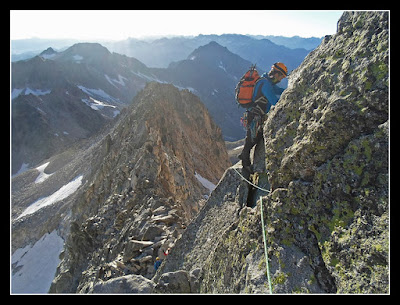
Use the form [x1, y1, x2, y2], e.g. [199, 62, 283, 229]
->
[123, 240, 154, 263]
[141, 225, 164, 241]
[155, 270, 192, 293]
[151, 214, 177, 225]
[91, 274, 155, 293]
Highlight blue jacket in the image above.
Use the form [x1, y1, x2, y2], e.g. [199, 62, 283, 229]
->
[252, 73, 285, 112]
[154, 260, 162, 271]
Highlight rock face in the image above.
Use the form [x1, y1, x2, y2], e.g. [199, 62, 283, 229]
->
[260, 11, 388, 293]
[154, 11, 388, 294]
[264, 12, 389, 293]
[91, 274, 155, 293]
[15, 11, 388, 294]
[49, 83, 230, 293]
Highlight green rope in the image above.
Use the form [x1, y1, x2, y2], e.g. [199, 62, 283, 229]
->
[260, 196, 273, 294]
[232, 167, 272, 293]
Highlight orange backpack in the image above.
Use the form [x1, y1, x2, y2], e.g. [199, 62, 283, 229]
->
[235, 64, 260, 108]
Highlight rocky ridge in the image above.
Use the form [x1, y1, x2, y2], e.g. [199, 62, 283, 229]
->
[48, 82, 230, 293]
[13, 11, 388, 294]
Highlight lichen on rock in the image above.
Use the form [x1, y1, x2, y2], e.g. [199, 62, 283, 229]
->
[161, 11, 388, 294]
[259, 11, 389, 293]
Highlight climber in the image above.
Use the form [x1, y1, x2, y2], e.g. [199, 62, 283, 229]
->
[163, 247, 171, 257]
[154, 257, 162, 271]
[238, 62, 288, 179]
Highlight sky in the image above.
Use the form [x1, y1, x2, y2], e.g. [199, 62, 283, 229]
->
[10, 10, 344, 41]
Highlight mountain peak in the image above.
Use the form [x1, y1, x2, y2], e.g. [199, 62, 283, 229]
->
[185, 40, 250, 75]
[40, 47, 57, 56]
[203, 40, 224, 48]
[57, 42, 111, 62]
[69, 42, 110, 53]
[189, 41, 229, 58]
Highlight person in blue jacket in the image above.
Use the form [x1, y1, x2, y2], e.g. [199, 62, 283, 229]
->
[154, 257, 162, 271]
[238, 62, 288, 179]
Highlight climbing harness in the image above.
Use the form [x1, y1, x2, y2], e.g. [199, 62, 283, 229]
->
[232, 167, 273, 294]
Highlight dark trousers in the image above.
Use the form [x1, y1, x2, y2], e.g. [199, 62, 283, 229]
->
[240, 111, 263, 167]
[241, 127, 262, 166]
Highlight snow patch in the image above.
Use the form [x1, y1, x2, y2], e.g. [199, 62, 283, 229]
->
[25, 88, 51, 96]
[12, 88, 51, 100]
[11, 88, 24, 99]
[73, 54, 83, 61]
[211, 89, 219, 96]
[81, 96, 119, 117]
[195, 171, 216, 194]
[113, 109, 121, 117]
[35, 107, 46, 115]
[13, 163, 30, 177]
[130, 70, 166, 83]
[105, 74, 127, 87]
[34, 162, 53, 184]
[77, 85, 118, 103]
[174, 85, 198, 94]
[81, 96, 117, 111]
[218, 61, 227, 72]
[12, 230, 64, 293]
[41, 53, 56, 60]
[17, 175, 83, 219]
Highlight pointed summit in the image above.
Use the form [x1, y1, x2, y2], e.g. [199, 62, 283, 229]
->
[39, 47, 58, 59]
[187, 41, 234, 64]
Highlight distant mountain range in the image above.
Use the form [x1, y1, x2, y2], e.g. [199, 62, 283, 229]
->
[11, 43, 156, 174]
[104, 34, 314, 70]
[11, 35, 316, 174]
[253, 35, 322, 50]
[151, 41, 255, 141]
[12, 34, 321, 66]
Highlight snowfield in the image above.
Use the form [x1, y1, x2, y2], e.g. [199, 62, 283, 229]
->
[11, 87, 51, 100]
[105, 74, 127, 87]
[12, 230, 64, 293]
[195, 171, 216, 194]
[77, 85, 118, 103]
[17, 175, 83, 220]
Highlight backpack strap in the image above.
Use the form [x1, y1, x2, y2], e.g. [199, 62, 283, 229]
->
[252, 79, 271, 115]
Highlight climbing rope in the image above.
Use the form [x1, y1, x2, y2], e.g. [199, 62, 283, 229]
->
[232, 167, 271, 194]
[260, 196, 273, 294]
[232, 167, 273, 294]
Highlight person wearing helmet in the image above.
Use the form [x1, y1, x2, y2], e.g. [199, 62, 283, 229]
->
[154, 257, 162, 271]
[238, 62, 288, 179]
